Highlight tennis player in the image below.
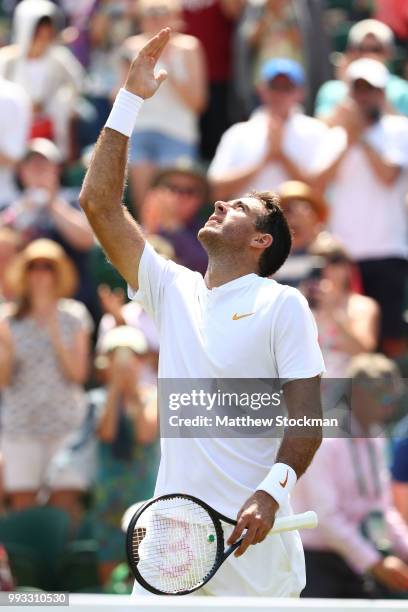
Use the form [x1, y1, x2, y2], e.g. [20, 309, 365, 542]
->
[80, 28, 325, 597]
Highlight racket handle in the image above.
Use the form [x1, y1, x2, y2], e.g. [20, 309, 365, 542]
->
[269, 511, 318, 535]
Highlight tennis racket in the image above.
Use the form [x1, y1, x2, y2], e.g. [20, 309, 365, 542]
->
[126, 493, 317, 596]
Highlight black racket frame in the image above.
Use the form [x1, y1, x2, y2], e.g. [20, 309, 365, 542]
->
[126, 493, 240, 596]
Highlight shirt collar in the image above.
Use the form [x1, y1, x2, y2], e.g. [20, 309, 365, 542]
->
[206, 273, 259, 293]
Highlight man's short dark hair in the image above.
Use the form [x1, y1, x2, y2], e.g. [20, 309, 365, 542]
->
[252, 191, 292, 277]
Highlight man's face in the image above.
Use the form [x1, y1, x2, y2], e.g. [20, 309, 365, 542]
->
[353, 379, 402, 427]
[259, 74, 302, 115]
[349, 33, 389, 64]
[32, 21, 56, 52]
[350, 78, 385, 115]
[20, 154, 59, 191]
[283, 199, 319, 251]
[198, 196, 269, 254]
[159, 172, 205, 224]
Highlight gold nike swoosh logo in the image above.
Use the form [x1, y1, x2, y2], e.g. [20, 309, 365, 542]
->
[232, 312, 255, 321]
[280, 470, 289, 488]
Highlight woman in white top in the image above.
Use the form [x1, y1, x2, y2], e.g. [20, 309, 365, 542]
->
[0, 0, 84, 160]
[119, 0, 207, 210]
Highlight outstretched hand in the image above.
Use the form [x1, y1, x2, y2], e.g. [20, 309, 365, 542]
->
[125, 28, 171, 99]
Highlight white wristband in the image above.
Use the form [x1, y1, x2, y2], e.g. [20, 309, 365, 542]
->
[105, 88, 144, 137]
[257, 463, 297, 507]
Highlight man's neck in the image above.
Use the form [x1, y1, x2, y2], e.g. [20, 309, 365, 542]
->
[267, 107, 291, 122]
[204, 254, 257, 289]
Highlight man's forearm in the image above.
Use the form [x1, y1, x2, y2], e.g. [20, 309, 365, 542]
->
[360, 140, 400, 186]
[277, 377, 323, 478]
[79, 127, 145, 289]
[80, 128, 128, 214]
[276, 434, 322, 479]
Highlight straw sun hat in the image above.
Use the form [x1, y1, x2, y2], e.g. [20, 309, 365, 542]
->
[277, 181, 328, 224]
[6, 239, 78, 298]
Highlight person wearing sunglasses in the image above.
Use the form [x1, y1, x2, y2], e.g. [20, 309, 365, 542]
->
[140, 159, 209, 273]
[118, 0, 207, 210]
[0, 239, 92, 521]
[315, 19, 408, 119]
[293, 353, 408, 598]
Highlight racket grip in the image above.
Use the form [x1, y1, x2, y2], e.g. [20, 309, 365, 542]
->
[269, 511, 318, 535]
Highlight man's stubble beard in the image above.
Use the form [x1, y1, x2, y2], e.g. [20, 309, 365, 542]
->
[197, 226, 232, 258]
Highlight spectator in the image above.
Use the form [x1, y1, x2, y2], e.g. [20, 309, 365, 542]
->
[74, 1, 132, 151]
[293, 353, 408, 598]
[0, 228, 20, 305]
[141, 160, 209, 273]
[312, 58, 408, 357]
[182, 0, 245, 160]
[0, 0, 84, 159]
[0, 138, 95, 313]
[273, 180, 327, 287]
[306, 232, 379, 378]
[391, 413, 408, 524]
[208, 58, 328, 201]
[120, 0, 207, 210]
[243, 0, 303, 85]
[91, 326, 159, 586]
[0, 76, 30, 209]
[392, 433, 408, 525]
[315, 19, 408, 118]
[0, 239, 92, 519]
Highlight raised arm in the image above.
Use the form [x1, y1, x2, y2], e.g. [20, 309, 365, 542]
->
[79, 28, 171, 290]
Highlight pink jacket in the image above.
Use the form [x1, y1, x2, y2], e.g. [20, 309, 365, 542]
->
[292, 436, 408, 575]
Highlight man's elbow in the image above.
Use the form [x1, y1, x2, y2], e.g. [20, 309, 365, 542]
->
[79, 188, 91, 213]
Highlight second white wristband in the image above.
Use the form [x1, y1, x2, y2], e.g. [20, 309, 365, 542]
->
[257, 463, 297, 507]
[105, 88, 144, 138]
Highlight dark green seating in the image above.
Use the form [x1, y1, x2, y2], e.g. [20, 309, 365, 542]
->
[0, 507, 70, 590]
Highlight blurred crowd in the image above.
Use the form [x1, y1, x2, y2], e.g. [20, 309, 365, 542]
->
[0, 0, 408, 598]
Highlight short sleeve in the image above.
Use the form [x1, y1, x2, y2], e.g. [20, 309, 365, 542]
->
[273, 288, 325, 379]
[314, 80, 346, 118]
[383, 123, 408, 167]
[0, 87, 30, 160]
[59, 299, 94, 334]
[391, 438, 408, 483]
[128, 241, 192, 326]
[207, 123, 247, 179]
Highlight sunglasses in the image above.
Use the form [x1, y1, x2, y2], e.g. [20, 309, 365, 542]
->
[356, 44, 384, 54]
[324, 254, 349, 265]
[27, 260, 55, 272]
[351, 79, 379, 92]
[267, 80, 296, 92]
[362, 382, 403, 406]
[163, 183, 202, 197]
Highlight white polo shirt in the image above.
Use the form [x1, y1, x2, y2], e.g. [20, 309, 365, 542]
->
[208, 108, 328, 197]
[130, 242, 324, 508]
[314, 117, 408, 259]
[130, 242, 324, 595]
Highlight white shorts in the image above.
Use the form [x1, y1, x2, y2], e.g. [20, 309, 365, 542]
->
[132, 526, 305, 597]
[1, 435, 88, 493]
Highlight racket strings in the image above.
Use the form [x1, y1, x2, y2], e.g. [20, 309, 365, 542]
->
[130, 497, 220, 593]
